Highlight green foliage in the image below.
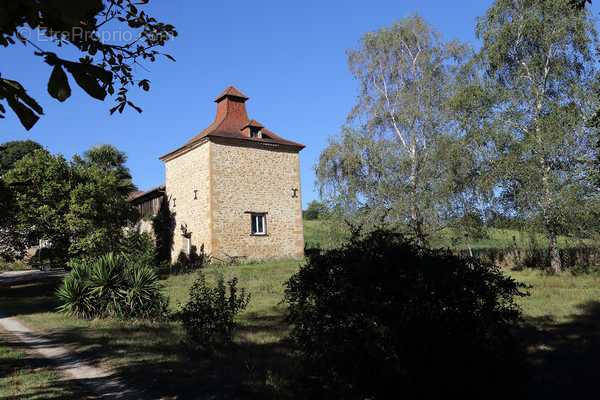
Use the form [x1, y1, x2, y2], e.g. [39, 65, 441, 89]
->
[3, 149, 72, 264]
[0, 259, 28, 272]
[67, 159, 138, 257]
[0, 141, 44, 260]
[56, 264, 95, 318]
[473, 0, 600, 272]
[72, 144, 136, 195]
[285, 228, 527, 398]
[0, 178, 26, 261]
[152, 196, 175, 265]
[67, 144, 138, 257]
[119, 230, 158, 269]
[0, 1, 177, 130]
[302, 200, 327, 220]
[318, 16, 484, 245]
[0, 140, 43, 175]
[178, 272, 250, 350]
[57, 253, 168, 319]
[2, 144, 138, 263]
[171, 245, 210, 274]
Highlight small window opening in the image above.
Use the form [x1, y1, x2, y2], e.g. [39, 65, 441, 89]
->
[251, 213, 267, 235]
[250, 127, 262, 138]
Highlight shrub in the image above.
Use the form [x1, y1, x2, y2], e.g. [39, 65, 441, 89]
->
[172, 245, 210, 274]
[189, 244, 210, 269]
[119, 231, 158, 269]
[0, 259, 28, 272]
[57, 252, 168, 319]
[284, 229, 528, 399]
[178, 272, 250, 350]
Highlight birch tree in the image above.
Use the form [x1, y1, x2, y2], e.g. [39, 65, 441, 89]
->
[476, 0, 599, 272]
[317, 16, 475, 244]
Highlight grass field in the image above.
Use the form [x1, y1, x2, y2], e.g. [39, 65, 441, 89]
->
[0, 338, 92, 399]
[2, 264, 600, 398]
[304, 218, 591, 250]
[0, 261, 301, 399]
[1, 221, 600, 397]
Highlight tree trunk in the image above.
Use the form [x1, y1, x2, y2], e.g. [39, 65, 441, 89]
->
[409, 144, 426, 247]
[548, 231, 561, 273]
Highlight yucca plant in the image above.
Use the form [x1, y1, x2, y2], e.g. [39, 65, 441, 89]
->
[87, 253, 128, 317]
[125, 264, 167, 319]
[56, 264, 94, 318]
[57, 252, 169, 320]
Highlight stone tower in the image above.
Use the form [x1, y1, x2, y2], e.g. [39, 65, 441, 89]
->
[159, 86, 305, 261]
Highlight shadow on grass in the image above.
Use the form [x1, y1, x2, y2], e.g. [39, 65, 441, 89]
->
[0, 334, 95, 400]
[522, 301, 600, 399]
[30, 323, 295, 399]
[1, 281, 296, 399]
[0, 280, 62, 317]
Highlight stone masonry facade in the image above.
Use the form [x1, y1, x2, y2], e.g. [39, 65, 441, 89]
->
[153, 86, 305, 262]
[164, 139, 212, 261]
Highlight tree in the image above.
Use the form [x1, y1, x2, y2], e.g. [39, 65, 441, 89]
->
[0, 140, 43, 175]
[0, 140, 44, 259]
[3, 144, 139, 262]
[0, 1, 177, 130]
[317, 16, 478, 245]
[72, 144, 136, 195]
[152, 195, 175, 265]
[571, 0, 592, 9]
[3, 149, 72, 262]
[303, 200, 327, 220]
[67, 152, 138, 257]
[0, 178, 27, 260]
[476, 0, 599, 272]
[67, 160, 138, 257]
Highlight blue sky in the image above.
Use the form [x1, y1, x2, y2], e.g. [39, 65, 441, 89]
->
[2, 0, 599, 207]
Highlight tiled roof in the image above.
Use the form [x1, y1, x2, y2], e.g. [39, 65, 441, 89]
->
[160, 86, 304, 161]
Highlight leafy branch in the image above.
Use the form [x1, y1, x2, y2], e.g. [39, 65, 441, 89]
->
[0, 0, 177, 130]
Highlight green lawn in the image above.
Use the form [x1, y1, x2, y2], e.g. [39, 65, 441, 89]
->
[1, 220, 600, 397]
[510, 270, 600, 398]
[0, 261, 301, 399]
[0, 336, 91, 399]
[2, 264, 600, 398]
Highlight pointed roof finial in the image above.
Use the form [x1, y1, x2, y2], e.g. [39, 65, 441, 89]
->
[214, 86, 249, 103]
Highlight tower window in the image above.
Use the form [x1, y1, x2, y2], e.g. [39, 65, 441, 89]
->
[250, 213, 267, 235]
[250, 127, 262, 138]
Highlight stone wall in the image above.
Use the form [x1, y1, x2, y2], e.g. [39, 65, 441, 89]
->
[210, 138, 304, 260]
[164, 140, 212, 263]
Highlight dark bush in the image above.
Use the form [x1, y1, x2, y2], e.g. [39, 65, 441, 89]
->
[172, 244, 210, 274]
[284, 229, 528, 399]
[57, 252, 168, 320]
[178, 272, 250, 351]
[152, 196, 175, 265]
[189, 244, 210, 269]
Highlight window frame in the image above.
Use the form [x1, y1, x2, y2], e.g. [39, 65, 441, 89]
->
[250, 213, 267, 236]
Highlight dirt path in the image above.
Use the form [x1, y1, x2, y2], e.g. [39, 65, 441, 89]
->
[0, 314, 144, 399]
